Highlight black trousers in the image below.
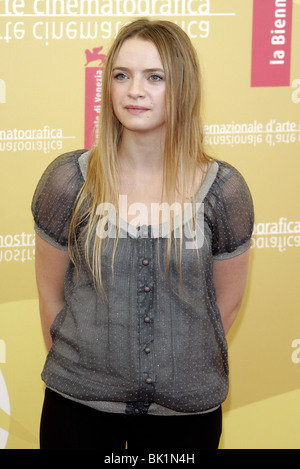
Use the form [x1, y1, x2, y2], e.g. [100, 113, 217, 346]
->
[40, 388, 222, 451]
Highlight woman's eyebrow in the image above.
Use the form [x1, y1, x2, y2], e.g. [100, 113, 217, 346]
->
[112, 66, 165, 73]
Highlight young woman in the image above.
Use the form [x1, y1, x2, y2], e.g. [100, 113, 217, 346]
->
[32, 19, 254, 451]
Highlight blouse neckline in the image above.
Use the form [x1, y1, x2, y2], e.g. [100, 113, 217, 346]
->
[78, 150, 219, 239]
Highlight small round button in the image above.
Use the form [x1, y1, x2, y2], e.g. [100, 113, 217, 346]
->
[145, 377, 152, 384]
[144, 316, 150, 323]
[144, 286, 150, 292]
[144, 347, 151, 354]
[134, 408, 140, 414]
[142, 259, 149, 266]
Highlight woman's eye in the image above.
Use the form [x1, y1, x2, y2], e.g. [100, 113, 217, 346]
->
[149, 74, 163, 82]
[114, 73, 128, 80]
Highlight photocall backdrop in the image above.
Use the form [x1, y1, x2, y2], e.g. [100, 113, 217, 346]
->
[0, 0, 299, 450]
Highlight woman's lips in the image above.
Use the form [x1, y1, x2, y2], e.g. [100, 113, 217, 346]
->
[125, 105, 150, 114]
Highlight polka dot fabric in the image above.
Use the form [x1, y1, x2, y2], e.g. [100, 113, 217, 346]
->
[32, 150, 254, 414]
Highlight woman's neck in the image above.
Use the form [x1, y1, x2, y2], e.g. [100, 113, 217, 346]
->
[117, 128, 165, 174]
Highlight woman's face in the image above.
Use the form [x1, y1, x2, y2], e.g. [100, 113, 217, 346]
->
[111, 38, 166, 136]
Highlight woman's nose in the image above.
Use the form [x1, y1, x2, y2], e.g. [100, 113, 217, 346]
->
[127, 77, 145, 99]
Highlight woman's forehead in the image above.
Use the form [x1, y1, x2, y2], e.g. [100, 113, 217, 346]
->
[114, 38, 164, 70]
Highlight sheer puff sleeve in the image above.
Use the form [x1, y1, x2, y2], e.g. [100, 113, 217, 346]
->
[31, 150, 85, 250]
[207, 162, 254, 260]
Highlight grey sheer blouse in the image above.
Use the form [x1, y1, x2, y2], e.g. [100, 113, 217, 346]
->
[32, 149, 254, 415]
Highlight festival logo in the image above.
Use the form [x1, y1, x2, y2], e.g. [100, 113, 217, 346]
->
[251, 0, 293, 87]
[251, 217, 300, 251]
[84, 46, 106, 150]
[0, 232, 35, 264]
[0, 126, 75, 154]
[203, 118, 300, 147]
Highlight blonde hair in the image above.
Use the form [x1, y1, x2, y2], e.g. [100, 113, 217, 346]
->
[69, 18, 211, 294]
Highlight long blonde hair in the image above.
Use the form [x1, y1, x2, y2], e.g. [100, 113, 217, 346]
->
[69, 18, 211, 293]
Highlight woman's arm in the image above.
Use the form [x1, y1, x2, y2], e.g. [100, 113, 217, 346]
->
[212, 249, 251, 335]
[35, 234, 70, 351]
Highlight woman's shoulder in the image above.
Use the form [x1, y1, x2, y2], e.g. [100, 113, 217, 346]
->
[210, 160, 253, 201]
[206, 160, 254, 257]
[204, 159, 254, 223]
[34, 149, 88, 198]
[31, 149, 89, 248]
[42, 148, 88, 180]
[215, 159, 246, 182]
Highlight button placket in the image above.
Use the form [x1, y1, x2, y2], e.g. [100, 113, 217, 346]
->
[137, 233, 155, 400]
